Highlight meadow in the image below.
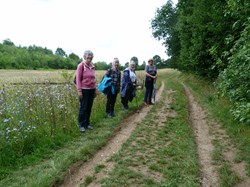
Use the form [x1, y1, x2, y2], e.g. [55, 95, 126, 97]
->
[0, 69, 145, 179]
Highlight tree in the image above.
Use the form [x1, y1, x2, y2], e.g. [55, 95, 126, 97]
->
[69, 53, 81, 62]
[94, 61, 110, 70]
[125, 62, 129, 67]
[151, 0, 180, 68]
[3, 38, 15, 46]
[153, 55, 162, 67]
[55, 47, 67, 57]
[130, 56, 139, 67]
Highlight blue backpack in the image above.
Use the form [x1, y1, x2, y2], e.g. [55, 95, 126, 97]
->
[98, 75, 115, 95]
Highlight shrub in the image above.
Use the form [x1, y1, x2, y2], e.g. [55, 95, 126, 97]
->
[217, 19, 250, 124]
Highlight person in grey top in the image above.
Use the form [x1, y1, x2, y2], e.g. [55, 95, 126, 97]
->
[144, 58, 157, 105]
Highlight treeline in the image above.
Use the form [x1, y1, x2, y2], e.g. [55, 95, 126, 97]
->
[0, 39, 81, 70]
[151, 0, 250, 124]
[0, 39, 169, 71]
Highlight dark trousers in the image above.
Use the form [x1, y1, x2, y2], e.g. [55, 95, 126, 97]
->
[121, 95, 129, 109]
[106, 92, 118, 114]
[121, 85, 136, 109]
[78, 89, 95, 128]
[144, 81, 154, 103]
[121, 91, 134, 109]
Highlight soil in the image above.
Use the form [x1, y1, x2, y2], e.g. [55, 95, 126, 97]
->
[184, 86, 250, 187]
[57, 83, 250, 187]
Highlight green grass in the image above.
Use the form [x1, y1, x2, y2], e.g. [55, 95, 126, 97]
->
[1, 69, 249, 186]
[100, 70, 200, 186]
[0, 69, 146, 187]
[179, 72, 250, 185]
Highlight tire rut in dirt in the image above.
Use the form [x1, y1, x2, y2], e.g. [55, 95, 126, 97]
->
[58, 82, 165, 187]
[184, 86, 219, 187]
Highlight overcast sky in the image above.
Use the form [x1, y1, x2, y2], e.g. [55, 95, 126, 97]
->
[0, 0, 177, 65]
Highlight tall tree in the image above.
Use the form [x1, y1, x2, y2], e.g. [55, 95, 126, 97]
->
[153, 55, 162, 67]
[55, 47, 67, 57]
[130, 56, 139, 67]
[3, 38, 15, 46]
[151, 0, 180, 68]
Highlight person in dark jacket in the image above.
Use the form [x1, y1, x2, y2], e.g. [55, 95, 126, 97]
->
[144, 58, 157, 105]
[105, 58, 121, 117]
[121, 60, 137, 110]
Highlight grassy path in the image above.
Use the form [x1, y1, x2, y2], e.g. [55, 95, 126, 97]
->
[62, 71, 201, 186]
[59, 83, 165, 187]
[1, 69, 249, 187]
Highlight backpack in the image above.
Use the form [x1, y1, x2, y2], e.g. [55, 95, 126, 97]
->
[73, 62, 84, 85]
[98, 75, 115, 95]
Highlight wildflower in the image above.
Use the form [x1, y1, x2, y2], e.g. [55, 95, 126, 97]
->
[3, 119, 9, 123]
[6, 128, 11, 134]
[59, 104, 64, 109]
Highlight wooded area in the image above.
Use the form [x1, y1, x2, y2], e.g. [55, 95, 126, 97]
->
[0, 39, 80, 70]
[151, 0, 250, 124]
[0, 0, 249, 124]
[0, 39, 169, 71]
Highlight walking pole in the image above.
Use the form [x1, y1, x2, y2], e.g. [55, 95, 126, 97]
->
[134, 86, 140, 113]
[152, 82, 156, 104]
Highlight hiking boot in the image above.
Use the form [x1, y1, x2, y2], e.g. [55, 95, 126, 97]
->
[123, 105, 128, 110]
[80, 127, 86, 133]
[86, 125, 94, 130]
[107, 113, 112, 118]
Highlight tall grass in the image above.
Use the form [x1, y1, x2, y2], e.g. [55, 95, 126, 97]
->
[0, 81, 78, 177]
[0, 69, 145, 180]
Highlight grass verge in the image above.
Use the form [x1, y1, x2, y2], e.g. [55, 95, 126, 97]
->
[180, 73, 250, 186]
[99, 70, 200, 186]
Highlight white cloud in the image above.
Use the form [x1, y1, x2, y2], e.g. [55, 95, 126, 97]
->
[0, 0, 177, 65]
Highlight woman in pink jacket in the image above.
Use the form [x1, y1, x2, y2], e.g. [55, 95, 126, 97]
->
[76, 50, 96, 133]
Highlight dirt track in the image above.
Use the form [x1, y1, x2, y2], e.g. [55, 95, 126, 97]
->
[184, 86, 250, 187]
[58, 82, 250, 187]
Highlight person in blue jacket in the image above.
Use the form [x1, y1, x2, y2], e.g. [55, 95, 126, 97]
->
[121, 60, 137, 110]
[105, 58, 121, 117]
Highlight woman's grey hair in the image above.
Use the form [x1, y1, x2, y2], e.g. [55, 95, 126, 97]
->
[83, 50, 94, 59]
[113, 57, 119, 63]
[129, 60, 135, 64]
[129, 60, 135, 65]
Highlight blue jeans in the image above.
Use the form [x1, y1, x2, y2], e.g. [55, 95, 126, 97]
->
[78, 89, 95, 128]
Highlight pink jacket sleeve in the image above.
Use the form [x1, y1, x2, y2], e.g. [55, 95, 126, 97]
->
[76, 62, 83, 94]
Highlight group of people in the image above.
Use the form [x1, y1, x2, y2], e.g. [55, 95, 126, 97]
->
[75, 50, 157, 133]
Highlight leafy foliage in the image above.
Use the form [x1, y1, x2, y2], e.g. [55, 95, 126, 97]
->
[218, 19, 250, 124]
[0, 40, 79, 70]
[151, 0, 180, 68]
[151, 0, 250, 124]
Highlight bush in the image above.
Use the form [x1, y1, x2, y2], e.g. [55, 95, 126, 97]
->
[217, 19, 250, 124]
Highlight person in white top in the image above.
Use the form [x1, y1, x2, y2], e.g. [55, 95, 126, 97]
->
[121, 60, 137, 110]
